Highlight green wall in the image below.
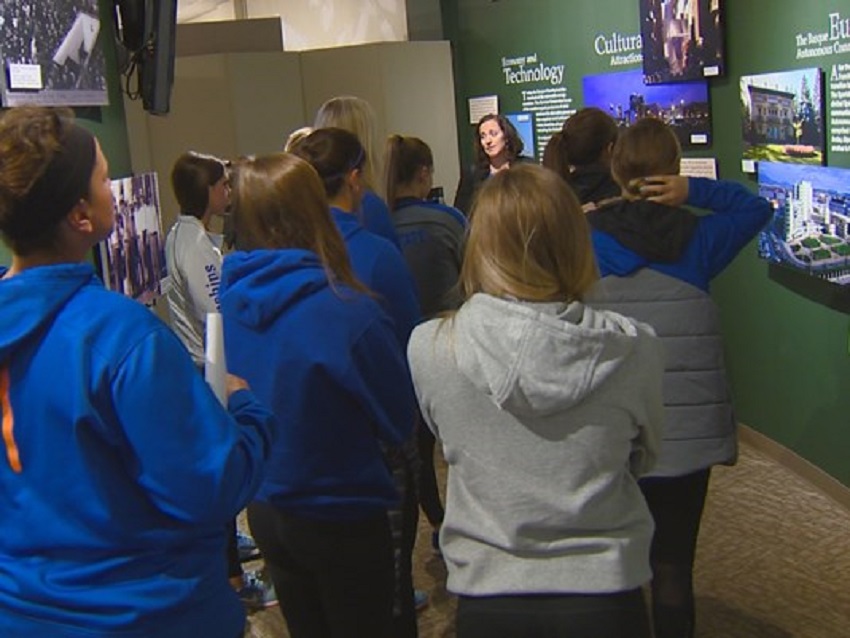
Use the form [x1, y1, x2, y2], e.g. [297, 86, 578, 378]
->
[0, 0, 130, 267]
[443, 0, 850, 487]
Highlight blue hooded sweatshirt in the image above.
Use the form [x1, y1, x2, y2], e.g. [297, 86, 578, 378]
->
[330, 207, 421, 346]
[361, 189, 401, 248]
[588, 177, 772, 291]
[0, 263, 275, 638]
[220, 249, 416, 520]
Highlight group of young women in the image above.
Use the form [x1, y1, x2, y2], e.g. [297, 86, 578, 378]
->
[0, 98, 770, 638]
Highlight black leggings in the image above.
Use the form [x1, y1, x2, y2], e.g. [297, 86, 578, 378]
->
[417, 423, 444, 528]
[226, 519, 242, 580]
[456, 589, 650, 638]
[247, 502, 394, 638]
[640, 469, 711, 638]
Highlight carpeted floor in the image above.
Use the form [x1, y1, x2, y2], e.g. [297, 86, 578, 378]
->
[244, 440, 850, 637]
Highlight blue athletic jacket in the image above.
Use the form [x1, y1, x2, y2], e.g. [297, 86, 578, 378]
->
[220, 249, 416, 520]
[0, 263, 274, 638]
[589, 177, 772, 291]
[330, 207, 421, 345]
[360, 189, 401, 248]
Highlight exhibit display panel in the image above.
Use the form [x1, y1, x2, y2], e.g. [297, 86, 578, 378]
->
[442, 0, 850, 487]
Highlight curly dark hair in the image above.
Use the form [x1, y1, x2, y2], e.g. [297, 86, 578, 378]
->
[0, 106, 84, 255]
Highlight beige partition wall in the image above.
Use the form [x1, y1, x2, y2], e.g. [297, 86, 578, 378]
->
[124, 51, 305, 230]
[300, 41, 460, 203]
[124, 39, 460, 229]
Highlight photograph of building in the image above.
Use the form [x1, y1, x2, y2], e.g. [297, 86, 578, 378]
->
[741, 67, 823, 165]
[758, 161, 850, 284]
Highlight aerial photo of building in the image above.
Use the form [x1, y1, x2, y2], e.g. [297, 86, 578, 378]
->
[758, 162, 850, 285]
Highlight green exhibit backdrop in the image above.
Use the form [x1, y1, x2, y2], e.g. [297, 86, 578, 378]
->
[443, 0, 850, 487]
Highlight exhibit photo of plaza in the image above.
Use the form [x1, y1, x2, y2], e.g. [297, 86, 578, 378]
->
[741, 67, 824, 165]
[758, 161, 850, 285]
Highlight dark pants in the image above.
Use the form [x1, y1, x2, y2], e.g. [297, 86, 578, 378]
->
[416, 423, 444, 528]
[389, 462, 419, 638]
[640, 469, 711, 638]
[456, 589, 651, 638]
[247, 501, 394, 638]
[226, 519, 242, 580]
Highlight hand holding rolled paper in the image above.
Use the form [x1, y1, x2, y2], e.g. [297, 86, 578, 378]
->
[205, 312, 227, 405]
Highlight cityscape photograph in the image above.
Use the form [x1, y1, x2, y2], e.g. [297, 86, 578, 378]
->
[582, 68, 711, 147]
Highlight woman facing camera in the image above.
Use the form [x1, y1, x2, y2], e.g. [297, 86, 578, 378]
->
[453, 112, 530, 214]
[220, 153, 416, 638]
[0, 108, 274, 637]
[585, 117, 771, 638]
[408, 164, 663, 638]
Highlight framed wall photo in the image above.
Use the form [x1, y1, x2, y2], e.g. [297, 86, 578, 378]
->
[640, 0, 725, 84]
[758, 161, 850, 286]
[0, 0, 108, 106]
[740, 67, 824, 167]
[98, 173, 168, 305]
[582, 68, 711, 148]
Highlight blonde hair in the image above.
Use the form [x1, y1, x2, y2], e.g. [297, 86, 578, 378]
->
[283, 126, 312, 152]
[231, 152, 365, 294]
[461, 164, 597, 303]
[314, 96, 382, 192]
[611, 118, 681, 194]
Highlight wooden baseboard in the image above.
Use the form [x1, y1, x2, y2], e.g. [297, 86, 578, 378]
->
[739, 424, 850, 512]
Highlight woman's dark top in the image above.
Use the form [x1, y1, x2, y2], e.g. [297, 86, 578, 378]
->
[453, 156, 535, 215]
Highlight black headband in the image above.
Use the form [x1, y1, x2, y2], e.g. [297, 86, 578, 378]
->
[9, 121, 97, 238]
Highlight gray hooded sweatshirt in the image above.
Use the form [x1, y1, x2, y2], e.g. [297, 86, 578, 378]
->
[408, 293, 664, 596]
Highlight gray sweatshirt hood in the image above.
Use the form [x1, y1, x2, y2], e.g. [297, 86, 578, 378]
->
[452, 293, 643, 417]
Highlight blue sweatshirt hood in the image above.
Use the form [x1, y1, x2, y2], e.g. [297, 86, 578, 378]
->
[330, 207, 365, 241]
[221, 249, 331, 330]
[0, 264, 94, 362]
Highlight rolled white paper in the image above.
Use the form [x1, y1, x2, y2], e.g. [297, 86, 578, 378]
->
[205, 312, 227, 406]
